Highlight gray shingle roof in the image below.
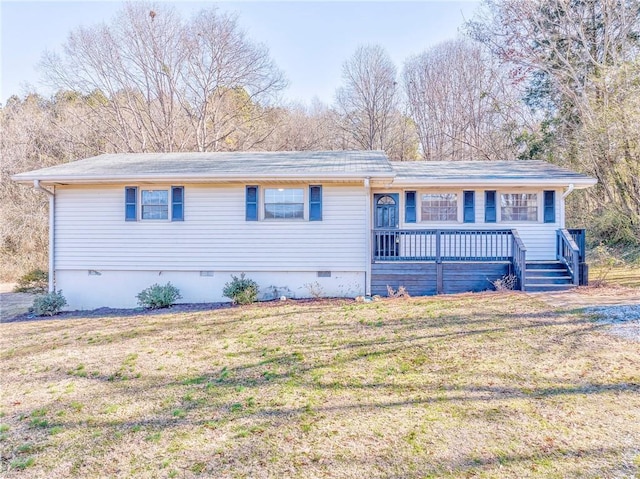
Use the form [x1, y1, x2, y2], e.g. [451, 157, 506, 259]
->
[12, 151, 394, 182]
[12, 152, 596, 187]
[391, 161, 596, 187]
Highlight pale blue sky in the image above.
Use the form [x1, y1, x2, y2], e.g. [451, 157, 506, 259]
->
[0, 1, 480, 106]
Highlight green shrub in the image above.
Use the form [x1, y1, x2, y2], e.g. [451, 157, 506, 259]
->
[14, 269, 48, 293]
[31, 290, 67, 316]
[136, 282, 182, 309]
[223, 273, 258, 305]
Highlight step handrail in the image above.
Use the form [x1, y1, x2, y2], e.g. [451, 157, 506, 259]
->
[556, 229, 580, 286]
[511, 229, 527, 291]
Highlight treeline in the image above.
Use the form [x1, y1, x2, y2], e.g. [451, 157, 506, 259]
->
[2, 0, 639, 280]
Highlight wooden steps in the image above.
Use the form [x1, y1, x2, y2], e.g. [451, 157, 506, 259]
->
[525, 261, 575, 292]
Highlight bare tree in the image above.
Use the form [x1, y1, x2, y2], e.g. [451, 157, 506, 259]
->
[467, 0, 640, 231]
[181, 8, 287, 151]
[40, 2, 286, 153]
[335, 45, 417, 160]
[404, 38, 525, 161]
[0, 93, 103, 280]
[466, 0, 640, 119]
[260, 100, 344, 151]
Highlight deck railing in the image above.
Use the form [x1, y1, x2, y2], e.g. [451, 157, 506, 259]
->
[372, 229, 515, 262]
[372, 228, 528, 291]
[511, 229, 527, 291]
[557, 229, 580, 286]
[567, 228, 586, 262]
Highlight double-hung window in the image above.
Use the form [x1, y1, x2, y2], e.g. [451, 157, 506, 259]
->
[125, 186, 184, 221]
[500, 193, 537, 221]
[141, 190, 169, 220]
[421, 193, 458, 221]
[264, 188, 305, 219]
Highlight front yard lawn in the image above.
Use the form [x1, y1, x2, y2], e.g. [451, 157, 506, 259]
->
[1, 293, 639, 478]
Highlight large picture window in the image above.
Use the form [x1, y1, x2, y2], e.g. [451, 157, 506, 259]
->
[500, 193, 538, 221]
[264, 188, 304, 219]
[421, 193, 458, 221]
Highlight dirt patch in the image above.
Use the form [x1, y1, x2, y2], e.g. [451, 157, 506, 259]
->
[1, 301, 233, 323]
[0, 291, 36, 322]
[0, 283, 17, 293]
[1, 297, 352, 323]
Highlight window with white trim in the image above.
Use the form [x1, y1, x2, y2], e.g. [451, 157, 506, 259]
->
[124, 186, 184, 221]
[141, 190, 169, 220]
[421, 193, 458, 221]
[500, 193, 538, 221]
[264, 188, 304, 220]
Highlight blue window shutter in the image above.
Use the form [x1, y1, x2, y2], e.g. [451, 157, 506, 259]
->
[125, 187, 137, 221]
[543, 190, 555, 223]
[405, 191, 416, 223]
[463, 191, 475, 223]
[246, 186, 258, 221]
[171, 186, 184, 221]
[309, 185, 322, 221]
[485, 190, 496, 223]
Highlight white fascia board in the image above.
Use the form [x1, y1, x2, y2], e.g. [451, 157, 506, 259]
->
[390, 177, 598, 189]
[12, 173, 397, 185]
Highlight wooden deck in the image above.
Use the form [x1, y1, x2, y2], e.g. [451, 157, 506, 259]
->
[370, 228, 586, 296]
[371, 261, 510, 296]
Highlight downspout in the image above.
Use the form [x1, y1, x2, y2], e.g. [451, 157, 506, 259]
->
[560, 184, 575, 229]
[34, 180, 55, 293]
[364, 178, 372, 296]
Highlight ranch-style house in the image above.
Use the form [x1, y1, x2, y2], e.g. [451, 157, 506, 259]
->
[12, 151, 597, 309]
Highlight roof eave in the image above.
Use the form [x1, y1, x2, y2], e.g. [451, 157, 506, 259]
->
[11, 172, 396, 185]
[390, 178, 597, 188]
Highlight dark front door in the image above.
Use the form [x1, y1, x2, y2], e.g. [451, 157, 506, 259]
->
[374, 193, 399, 258]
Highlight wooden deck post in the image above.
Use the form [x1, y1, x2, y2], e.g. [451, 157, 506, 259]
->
[435, 230, 443, 294]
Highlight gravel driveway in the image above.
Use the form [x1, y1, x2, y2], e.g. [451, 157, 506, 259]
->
[530, 285, 640, 341]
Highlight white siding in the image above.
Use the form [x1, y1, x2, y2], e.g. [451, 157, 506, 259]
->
[55, 184, 367, 271]
[388, 187, 562, 261]
[57, 270, 364, 309]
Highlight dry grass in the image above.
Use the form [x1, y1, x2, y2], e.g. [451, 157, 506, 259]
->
[1, 293, 639, 478]
[591, 264, 640, 288]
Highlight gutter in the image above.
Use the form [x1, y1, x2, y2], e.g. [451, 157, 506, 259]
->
[560, 184, 575, 228]
[562, 183, 575, 199]
[364, 178, 372, 296]
[11, 172, 397, 185]
[34, 180, 55, 293]
[389, 178, 597, 188]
